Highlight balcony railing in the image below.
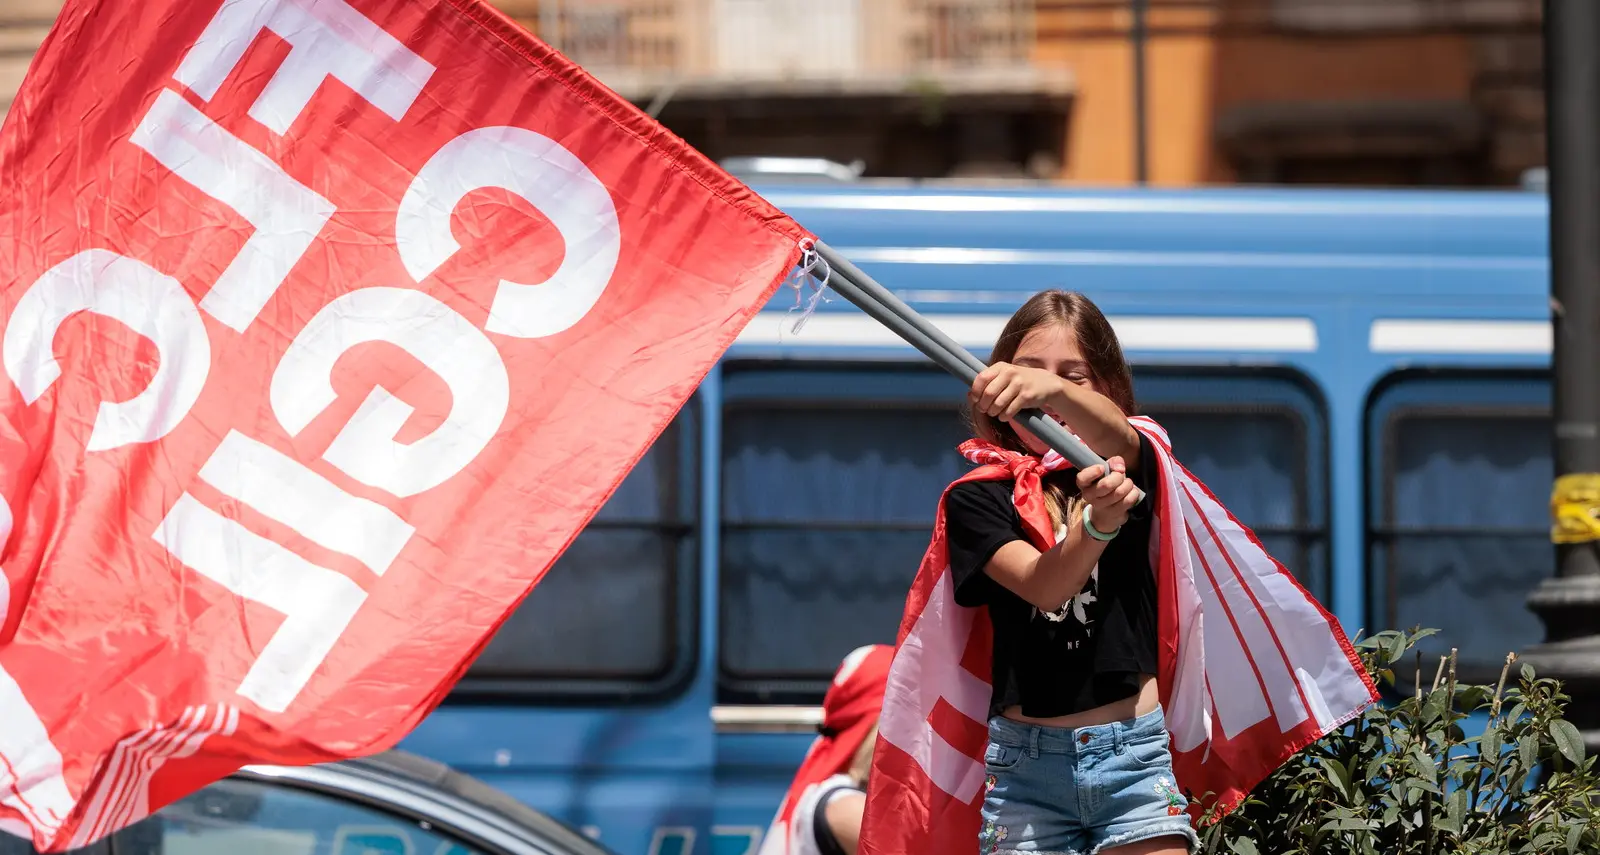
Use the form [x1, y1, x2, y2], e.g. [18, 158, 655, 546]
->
[519, 0, 1038, 97]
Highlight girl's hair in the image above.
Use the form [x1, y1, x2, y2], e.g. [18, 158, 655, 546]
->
[968, 290, 1136, 529]
[846, 722, 878, 787]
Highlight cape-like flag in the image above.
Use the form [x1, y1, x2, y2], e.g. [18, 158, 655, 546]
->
[859, 417, 1380, 855]
[0, 1, 809, 849]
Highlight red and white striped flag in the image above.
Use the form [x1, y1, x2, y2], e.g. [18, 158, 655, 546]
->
[0, 0, 810, 849]
[859, 416, 1379, 855]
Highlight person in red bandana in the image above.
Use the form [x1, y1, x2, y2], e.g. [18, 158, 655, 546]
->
[857, 291, 1375, 855]
[947, 290, 1192, 855]
[758, 644, 894, 855]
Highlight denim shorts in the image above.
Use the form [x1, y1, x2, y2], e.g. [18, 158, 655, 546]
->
[980, 707, 1198, 855]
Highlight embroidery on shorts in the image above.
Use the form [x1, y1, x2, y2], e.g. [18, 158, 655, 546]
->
[979, 820, 1009, 854]
[985, 773, 997, 793]
[1156, 775, 1185, 816]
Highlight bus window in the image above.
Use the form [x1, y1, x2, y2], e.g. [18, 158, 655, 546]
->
[1367, 374, 1551, 681]
[1137, 372, 1330, 604]
[451, 408, 699, 701]
[719, 365, 968, 703]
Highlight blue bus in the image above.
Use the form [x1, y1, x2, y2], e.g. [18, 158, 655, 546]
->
[399, 183, 1552, 855]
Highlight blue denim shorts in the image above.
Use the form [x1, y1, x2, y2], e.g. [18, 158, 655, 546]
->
[980, 707, 1198, 855]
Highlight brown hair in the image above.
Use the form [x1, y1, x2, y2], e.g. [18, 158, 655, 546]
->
[968, 290, 1136, 527]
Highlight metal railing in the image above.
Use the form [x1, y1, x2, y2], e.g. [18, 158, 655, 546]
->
[528, 0, 1037, 94]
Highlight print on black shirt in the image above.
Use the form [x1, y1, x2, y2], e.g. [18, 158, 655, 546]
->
[943, 436, 1161, 719]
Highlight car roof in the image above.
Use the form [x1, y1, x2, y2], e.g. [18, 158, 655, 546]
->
[240, 750, 613, 855]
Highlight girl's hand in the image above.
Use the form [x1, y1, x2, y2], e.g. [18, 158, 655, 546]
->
[971, 362, 1064, 423]
[1076, 456, 1139, 530]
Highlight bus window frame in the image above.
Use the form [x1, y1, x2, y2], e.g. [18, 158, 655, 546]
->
[1136, 365, 1332, 605]
[1364, 369, 1551, 686]
[1137, 399, 1326, 600]
[717, 361, 968, 702]
[446, 400, 703, 706]
[715, 361, 1331, 705]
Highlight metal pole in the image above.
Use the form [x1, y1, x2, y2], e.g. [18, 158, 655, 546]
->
[1131, 0, 1149, 185]
[1523, 0, 1600, 751]
[813, 242, 1129, 485]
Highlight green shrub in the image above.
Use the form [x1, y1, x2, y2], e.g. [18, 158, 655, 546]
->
[1197, 628, 1600, 855]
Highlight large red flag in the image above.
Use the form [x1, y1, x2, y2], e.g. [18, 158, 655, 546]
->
[0, 1, 810, 849]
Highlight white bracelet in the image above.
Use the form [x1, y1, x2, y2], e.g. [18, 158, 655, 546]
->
[1083, 504, 1121, 542]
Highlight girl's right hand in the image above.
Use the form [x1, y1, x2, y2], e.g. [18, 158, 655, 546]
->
[1076, 456, 1139, 530]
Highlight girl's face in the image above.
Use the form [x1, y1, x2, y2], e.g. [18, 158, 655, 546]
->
[1010, 322, 1100, 455]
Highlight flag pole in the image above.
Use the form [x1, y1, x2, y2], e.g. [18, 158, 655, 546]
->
[812, 241, 1118, 478]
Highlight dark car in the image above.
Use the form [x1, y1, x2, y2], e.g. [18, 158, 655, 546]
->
[2, 751, 612, 855]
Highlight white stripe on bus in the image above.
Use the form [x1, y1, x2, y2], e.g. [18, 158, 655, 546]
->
[830, 246, 1541, 272]
[763, 193, 1543, 219]
[1368, 319, 1551, 355]
[734, 313, 1318, 353]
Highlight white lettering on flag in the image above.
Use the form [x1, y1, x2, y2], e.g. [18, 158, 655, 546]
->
[153, 494, 367, 713]
[0, 495, 11, 614]
[269, 287, 511, 498]
[198, 430, 416, 575]
[0, 667, 72, 836]
[3, 249, 210, 452]
[174, 0, 435, 134]
[130, 89, 335, 333]
[396, 126, 622, 339]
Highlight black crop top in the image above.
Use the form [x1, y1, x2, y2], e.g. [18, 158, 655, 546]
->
[945, 436, 1160, 719]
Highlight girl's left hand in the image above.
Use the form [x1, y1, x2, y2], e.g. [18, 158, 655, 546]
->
[1076, 456, 1139, 530]
[971, 362, 1064, 422]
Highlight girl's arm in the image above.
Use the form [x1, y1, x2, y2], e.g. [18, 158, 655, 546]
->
[979, 457, 1139, 613]
[971, 363, 1140, 467]
[1045, 380, 1140, 466]
[824, 792, 865, 855]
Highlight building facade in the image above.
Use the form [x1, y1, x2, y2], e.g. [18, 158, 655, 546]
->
[0, 0, 1546, 186]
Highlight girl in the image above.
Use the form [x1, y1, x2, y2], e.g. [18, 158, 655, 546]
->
[947, 290, 1195, 855]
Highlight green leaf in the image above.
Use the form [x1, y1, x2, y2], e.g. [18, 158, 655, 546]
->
[1534, 830, 1566, 852]
[1568, 823, 1584, 855]
[1551, 719, 1586, 764]
[1384, 633, 1407, 666]
[1227, 839, 1260, 855]
[1520, 734, 1540, 771]
[1323, 757, 1354, 801]
[1479, 726, 1504, 762]
[1409, 627, 1441, 645]
[1410, 777, 1443, 796]
[1447, 788, 1468, 830]
[1414, 750, 1439, 782]
[1522, 662, 1537, 682]
[1422, 690, 1449, 724]
[1457, 685, 1491, 710]
[1319, 817, 1373, 832]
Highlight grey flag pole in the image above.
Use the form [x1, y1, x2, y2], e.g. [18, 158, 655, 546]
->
[811, 242, 1140, 504]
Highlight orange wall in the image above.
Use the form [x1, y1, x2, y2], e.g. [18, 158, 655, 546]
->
[1034, 6, 1478, 186]
[1035, 4, 1218, 185]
